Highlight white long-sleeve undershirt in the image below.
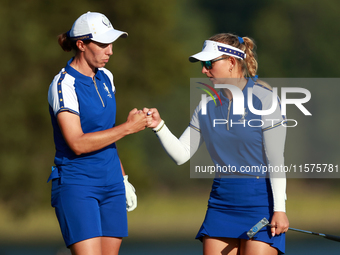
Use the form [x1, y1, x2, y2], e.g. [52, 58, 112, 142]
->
[153, 120, 286, 212]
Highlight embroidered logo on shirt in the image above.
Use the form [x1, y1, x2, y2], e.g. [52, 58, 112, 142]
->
[103, 83, 112, 98]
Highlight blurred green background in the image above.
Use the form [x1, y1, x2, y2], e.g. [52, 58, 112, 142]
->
[0, 0, 340, 245]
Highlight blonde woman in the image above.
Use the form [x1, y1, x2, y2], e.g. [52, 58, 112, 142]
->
[146, 33, 289, 255]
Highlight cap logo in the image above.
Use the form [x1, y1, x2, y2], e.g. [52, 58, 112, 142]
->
[102, 15, 112, 28]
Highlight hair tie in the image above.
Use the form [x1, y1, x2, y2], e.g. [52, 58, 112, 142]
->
[238, 36, 244, 44]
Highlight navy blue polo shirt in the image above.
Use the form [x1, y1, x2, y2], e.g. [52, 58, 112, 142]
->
[48, 58, 122, 186]
[190, 78, 286, 177]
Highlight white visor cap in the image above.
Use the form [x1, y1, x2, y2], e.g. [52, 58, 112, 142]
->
[189, 40, 246, 62]
[69, 12, 128, 44]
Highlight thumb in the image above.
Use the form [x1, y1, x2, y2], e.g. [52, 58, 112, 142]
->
[271, 224, 276, 237]
[130, 108, 138, 114]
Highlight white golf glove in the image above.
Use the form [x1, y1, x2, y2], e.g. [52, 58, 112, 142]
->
[123, 175, 137, 212]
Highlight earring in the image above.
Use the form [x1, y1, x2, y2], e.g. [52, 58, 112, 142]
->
[229, 68, 233, 72]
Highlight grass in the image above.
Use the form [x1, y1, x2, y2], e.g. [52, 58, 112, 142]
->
[286, 179, 340, 234]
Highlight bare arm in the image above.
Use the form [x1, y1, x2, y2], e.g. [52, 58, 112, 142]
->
[120, 159, 126, 176]
[57, 108, 148, 155]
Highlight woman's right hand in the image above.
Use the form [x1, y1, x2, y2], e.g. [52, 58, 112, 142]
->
[125, 108, 148, 134]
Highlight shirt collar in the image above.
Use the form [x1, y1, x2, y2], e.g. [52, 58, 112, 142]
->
[219, 78, 255, 102]
[64, 58, 102, 85]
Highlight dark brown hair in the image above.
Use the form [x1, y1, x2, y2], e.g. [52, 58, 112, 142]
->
[57, 32, 91, 52]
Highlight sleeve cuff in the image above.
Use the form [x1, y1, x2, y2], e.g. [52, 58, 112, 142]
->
[152, 120, 165, 133]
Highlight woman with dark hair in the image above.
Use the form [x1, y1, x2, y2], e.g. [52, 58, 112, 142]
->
[48, 11, 149, 255]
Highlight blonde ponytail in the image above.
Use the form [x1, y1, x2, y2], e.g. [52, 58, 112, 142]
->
[242, 37, 258, 77]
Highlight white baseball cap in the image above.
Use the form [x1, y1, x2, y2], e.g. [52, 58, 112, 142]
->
[189, 40, 246, 62]
[67, 11, 128, 44]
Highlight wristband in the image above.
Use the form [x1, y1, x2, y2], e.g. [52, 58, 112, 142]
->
[153, 120, 165, 133]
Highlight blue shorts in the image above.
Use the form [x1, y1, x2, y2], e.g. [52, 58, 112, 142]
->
[51, 179, 128, 247]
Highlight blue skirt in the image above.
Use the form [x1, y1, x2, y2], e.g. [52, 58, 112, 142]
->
[196, 177, 285, 254]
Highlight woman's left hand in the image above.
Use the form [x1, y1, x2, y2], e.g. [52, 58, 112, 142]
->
[270, 211, 289, 236]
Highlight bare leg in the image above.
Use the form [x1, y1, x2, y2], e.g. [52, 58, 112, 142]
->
[101, 237, 122, 255]
[70, 237, 122, 255]
[70, 237, 102, 255]
[203, 236, 240, 255]
[240, 239, 278, 255]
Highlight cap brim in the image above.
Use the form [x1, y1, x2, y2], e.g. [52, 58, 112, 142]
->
[92, 29, 128, 44]
[189, 51, 223, 62]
